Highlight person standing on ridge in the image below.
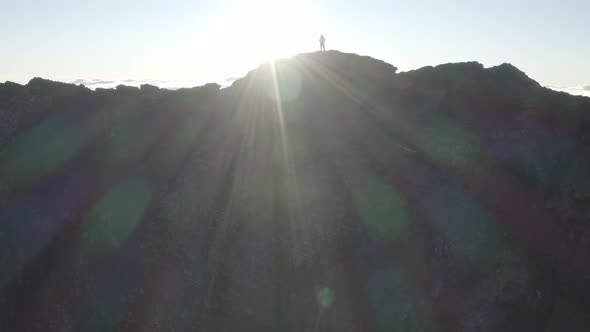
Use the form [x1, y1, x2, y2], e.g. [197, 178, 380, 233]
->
[319, 35, 326, 51]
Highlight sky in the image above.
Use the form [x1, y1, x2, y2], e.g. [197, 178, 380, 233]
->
[1, 0, 589, 92]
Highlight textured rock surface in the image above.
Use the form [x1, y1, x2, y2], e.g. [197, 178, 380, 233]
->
[1, 51, 590, 331]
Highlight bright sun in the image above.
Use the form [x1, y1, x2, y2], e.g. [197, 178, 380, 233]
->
[218, 0, 320, 64]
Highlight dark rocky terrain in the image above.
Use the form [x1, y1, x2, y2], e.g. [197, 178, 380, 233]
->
[1, 51, 590, 331]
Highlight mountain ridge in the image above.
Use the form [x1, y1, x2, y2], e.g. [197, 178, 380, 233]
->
[0, 51, 557, 95]
[1, 51, 590, 331]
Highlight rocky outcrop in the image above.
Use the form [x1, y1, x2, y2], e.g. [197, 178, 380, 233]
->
[1, 51, 590, 331]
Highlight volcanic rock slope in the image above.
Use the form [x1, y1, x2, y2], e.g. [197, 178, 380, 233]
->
[1, 51, 590, 331]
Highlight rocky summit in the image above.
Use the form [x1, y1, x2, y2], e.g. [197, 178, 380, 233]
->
[1, 51, 590, 331]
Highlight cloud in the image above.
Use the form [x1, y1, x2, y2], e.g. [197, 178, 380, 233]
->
[546, 85, 590, 97]
[71, 79, 117, 87]
[70, 78, 213, 90]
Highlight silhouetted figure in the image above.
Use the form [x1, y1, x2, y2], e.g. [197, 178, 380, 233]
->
[319, 35, 326, 51]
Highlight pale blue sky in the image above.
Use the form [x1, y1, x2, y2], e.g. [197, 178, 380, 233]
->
[1, 0, 588, 87]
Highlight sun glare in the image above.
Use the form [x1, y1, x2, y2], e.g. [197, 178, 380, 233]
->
[216, 0, 319, 67]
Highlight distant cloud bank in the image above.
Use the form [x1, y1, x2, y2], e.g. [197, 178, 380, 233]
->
[546, 85, 590, 97]
[70, 77, 238, 90]
[69, 79, 589, 97]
